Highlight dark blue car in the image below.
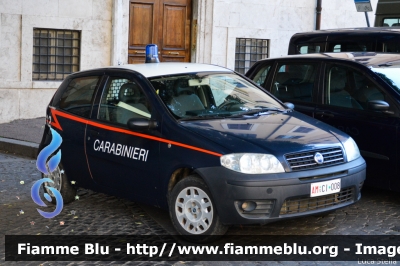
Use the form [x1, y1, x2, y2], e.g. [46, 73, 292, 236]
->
[39, 63, 366, 240]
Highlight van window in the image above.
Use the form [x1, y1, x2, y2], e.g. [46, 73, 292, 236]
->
[59, 76, 100, 117]
[382, 39, 400, 53]
[328, 41, 374, 53]
[298, 44, 322, 54]
[383, 18, 400, 27]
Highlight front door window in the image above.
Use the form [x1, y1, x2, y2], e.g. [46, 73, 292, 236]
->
[270, 62, 317, 103]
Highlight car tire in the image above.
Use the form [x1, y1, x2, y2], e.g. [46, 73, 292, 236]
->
[169, 175, 228, 242]
[42, 163, 76, 204]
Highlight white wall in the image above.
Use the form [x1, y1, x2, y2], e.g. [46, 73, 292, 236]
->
[196, 0, 379, 70]
[0, 0, 113, 124]
[0, 0, 380, 124]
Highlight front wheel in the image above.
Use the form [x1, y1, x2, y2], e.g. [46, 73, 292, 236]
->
[42, 163, 76, 204]
[169, 175, 228, 242]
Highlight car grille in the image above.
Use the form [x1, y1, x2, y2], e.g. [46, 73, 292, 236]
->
[285, 147, 344, 171]
[235, 200, 275, 219]
[279, 187, 354, 215]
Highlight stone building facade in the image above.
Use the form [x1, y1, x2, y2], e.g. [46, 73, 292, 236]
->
[0, 0, 377, 123]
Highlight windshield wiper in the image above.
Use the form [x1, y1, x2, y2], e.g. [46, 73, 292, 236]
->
[179, 112, 230, 121]
[229, 107, 286, 118]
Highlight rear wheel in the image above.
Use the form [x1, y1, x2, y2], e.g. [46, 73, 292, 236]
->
[42, 163, 76, 204]
[169, 175, 228, 242]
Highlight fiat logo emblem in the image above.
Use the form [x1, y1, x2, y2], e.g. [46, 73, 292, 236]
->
[314, 152, 324, 164]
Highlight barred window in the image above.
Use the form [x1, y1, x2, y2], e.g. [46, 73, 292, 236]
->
[33, 29, 80, 80]
[235, 38, 269, 74]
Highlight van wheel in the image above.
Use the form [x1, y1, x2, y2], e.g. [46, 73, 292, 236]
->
[169, 175, 228, 242]
[42, 163, 76, 204]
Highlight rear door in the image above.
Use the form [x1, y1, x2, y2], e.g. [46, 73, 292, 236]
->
[85, 70, 161, 203]
[315, 62, 398, 189]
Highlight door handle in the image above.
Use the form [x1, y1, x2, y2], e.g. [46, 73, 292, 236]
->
[168, 52, 180, 55]
[316, 111, 334, 118]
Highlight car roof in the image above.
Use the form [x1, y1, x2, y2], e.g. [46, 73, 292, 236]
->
[97, 63, 232, 78]
[291, 27, 400, 36]
[259, 52, 400, 68]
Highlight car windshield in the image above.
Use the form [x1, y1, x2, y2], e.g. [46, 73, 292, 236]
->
[149, 72, 285, 120]
[371, 66, 400, 93]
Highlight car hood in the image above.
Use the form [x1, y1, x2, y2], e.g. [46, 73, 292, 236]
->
[180, 111, 345, 156]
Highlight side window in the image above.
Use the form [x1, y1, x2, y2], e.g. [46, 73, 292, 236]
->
[382, 37, 400, 53]
[333, 44, 341, 52]
[324, 64, 385, 110]
[297, 44, 322, 54]
[252, 65, 271, 87]
[353, 71, 385, 109]
[98, 77, 151, 125]
[59, 76, 100, 118]
[328, 41, 374, 53]
[383, 18, 400, 27]
[270, 63, 317, 103]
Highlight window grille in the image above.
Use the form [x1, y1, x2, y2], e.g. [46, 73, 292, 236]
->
[33, 28, 80, 80]
[107, 79, 129, 101]
[235, 38, 269, 74]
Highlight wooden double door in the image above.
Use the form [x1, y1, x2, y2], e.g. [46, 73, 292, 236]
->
[128, 0, 192, 63]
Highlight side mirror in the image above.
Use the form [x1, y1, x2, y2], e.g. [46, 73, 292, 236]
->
[284, 102, 295, 110]
[368, 100, 389, 111]
[127, 118, 158, 130]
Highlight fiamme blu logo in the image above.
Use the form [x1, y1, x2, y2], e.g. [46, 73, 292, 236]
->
[31, 127, 64, 219]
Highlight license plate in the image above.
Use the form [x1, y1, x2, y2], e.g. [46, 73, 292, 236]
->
[310, 178, 341, 197]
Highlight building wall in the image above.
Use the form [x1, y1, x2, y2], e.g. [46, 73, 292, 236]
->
[195, 0, 378, 69]
[0, 0, 113, 124]
[0, 0, 379, 124]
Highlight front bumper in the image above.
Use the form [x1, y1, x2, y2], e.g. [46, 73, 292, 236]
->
[195, 157, 366, 225]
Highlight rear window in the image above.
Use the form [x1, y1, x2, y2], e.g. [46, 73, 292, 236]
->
[383, 18, 400, 27]
[58, 76, 100, 117]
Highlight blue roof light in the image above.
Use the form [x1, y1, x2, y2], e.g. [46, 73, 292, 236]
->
[145, 44, 160, 63]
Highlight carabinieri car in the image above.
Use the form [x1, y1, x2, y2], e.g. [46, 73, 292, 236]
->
[39, 63, 366, 240]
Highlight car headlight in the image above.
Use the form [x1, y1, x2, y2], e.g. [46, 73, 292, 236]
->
[343, 137, 361, 162]
[220, 153, 285, 174]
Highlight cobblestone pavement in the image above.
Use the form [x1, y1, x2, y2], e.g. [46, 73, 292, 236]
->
[1, 151, 400, 266]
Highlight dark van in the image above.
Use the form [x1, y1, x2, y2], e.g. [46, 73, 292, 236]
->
[288, 28, 400, 55]
[375, 0, 400, 27]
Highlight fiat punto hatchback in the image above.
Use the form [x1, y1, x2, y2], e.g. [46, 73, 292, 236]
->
[39, 63, 366, 240]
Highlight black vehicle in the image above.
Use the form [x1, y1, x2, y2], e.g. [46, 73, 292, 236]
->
[288, 28, 400, 55]
[246, 52, 400, 191]
[375, 0, 400, 27]
[39, 63, 365, 240]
